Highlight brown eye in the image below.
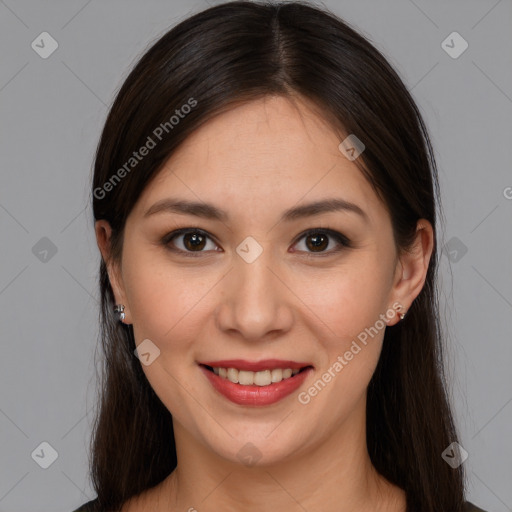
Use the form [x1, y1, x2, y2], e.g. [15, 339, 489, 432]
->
[305, 233, 329, 252]
[292, 228, 351, 255]
[163, 228, 219, 256]
[182, 232, 207, 251]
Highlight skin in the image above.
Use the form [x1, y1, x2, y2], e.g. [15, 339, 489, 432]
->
[96, 94, 434, 512]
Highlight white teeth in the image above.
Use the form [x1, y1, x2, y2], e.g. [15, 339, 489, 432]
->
[237, 370, 253, 385]
[253, 370, 272, 386]
[211, 366, 302, 386]
[227, 367, 239, 383]
[271, 368, 282, 382]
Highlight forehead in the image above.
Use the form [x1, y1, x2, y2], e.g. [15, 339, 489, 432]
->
[133, 95, 388, 228]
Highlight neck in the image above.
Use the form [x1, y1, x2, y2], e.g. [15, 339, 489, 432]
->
[156, 401, 406, 512]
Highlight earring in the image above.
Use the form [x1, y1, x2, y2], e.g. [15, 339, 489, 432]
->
[398, 307, 406, 321]
[114, 304, 125, 322]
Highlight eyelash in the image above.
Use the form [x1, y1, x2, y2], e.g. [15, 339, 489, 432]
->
[160, 226, 352, 258]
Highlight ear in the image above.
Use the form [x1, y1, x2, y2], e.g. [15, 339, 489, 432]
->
[95, 220, 131, 324]
[387, 219, 434, 326]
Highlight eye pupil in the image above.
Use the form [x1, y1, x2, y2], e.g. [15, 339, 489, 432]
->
[184, 232, 206, 251]
[306, 233, 328, 252]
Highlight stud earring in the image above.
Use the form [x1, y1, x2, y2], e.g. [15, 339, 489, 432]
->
[114, 304, 125, 322]
[398, 307, 406, 321]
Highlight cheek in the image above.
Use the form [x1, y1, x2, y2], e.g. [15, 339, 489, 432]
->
[123, 252, 218, 349]
[122, 256, 215, 416]
[300, 271, 388, 414]
[298, 263, 391, 344]
[294, 257, 392, 401]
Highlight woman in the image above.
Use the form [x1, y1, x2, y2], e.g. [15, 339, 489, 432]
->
[74, 1, 487, 511]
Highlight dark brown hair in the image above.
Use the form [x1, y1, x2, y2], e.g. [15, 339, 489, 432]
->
[90, 1, 465, 510]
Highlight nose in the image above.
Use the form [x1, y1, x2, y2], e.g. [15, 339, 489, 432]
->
[215, 251, 294, 343]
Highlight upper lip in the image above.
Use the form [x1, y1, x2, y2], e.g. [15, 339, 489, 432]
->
[199, 359, 313, 372]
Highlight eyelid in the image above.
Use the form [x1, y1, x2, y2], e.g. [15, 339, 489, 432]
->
[161, 226, 351, 257]
[161, 227, 220, 257]
[292, 227, 351, 249]
[289, 227, 352, 259]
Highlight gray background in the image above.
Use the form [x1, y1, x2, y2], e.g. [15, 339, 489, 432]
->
[1, 0, 511, 511]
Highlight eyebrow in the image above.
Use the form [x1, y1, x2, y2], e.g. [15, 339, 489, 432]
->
[143, 197, 369, 223]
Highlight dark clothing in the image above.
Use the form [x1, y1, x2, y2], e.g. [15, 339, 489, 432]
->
[73, 497, 488, 511]
[72, 499, 97, 511]
[463, 502, 488, 512]
[73, 499, 99, 512]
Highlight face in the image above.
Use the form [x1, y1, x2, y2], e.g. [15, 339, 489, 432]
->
[97, 95, 423, 467]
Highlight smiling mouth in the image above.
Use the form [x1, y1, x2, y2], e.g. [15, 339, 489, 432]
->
[200, 364, 313, 386]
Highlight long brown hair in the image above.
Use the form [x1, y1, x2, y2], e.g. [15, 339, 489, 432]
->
[89, 1, 465, 510]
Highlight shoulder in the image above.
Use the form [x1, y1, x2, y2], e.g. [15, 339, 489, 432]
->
[71, 497, 100, 512]
[71, 494, 146, 512]
[464, 501, 488, 512]
[74, 496, 486, 511]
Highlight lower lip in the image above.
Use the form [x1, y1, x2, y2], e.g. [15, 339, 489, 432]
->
[199, 365, 313, 406]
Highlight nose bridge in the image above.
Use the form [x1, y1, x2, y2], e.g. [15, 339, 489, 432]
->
[216, 243, 292, 340]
